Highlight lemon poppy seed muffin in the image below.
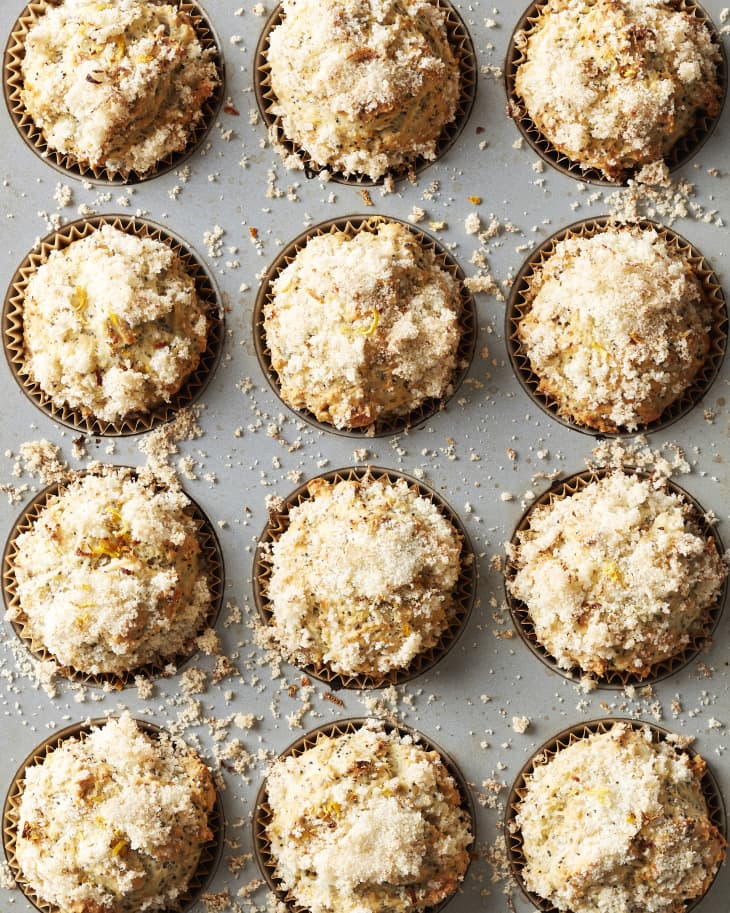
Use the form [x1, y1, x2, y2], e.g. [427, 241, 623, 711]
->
[264, 221, 463, 430]
[263, 723, 473, 913]
[266, 0, 460, 180]
[22, 224, 209, 425]
[20, 0, 220, 177]
[507, 472, 726, 679]
[514, 0, 722, 181]
[514, 723, 726, 913]
[266, 474, 463, 677]
[14, 713, 216, 913]
[8, 465, 213, 676]
[517, 225, 712, 433]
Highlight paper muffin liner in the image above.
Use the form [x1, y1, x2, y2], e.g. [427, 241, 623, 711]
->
[3, 0, 225, 185]
[2, 717, 224, 913]
[504, 468, 727, 689]
[505, 0, 727, 186]
[505, 216, 728, 437]
[253, 465, 476, 690]
[505, 717, 726, 913]
[1, 466, 225, 689]
[253, 0, 477, 186]
[3, 214, 224, 436]
[254, 214, 477, 437]
[253, 717, 475, 913]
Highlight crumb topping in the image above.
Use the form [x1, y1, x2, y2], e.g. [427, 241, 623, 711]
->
[267, 0, 460, 179]
[264, 221, 462, 429]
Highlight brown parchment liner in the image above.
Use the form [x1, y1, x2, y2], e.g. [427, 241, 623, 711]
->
[253, 717, 475, 913]
[3, 0, 225, 185]
[505, 216, 728, 437]
[3, 717, 224, 913]
[504, 468, 727, 689]
[505, 0, 727, 186]
[1, 466, 225, 689]
[254, 215, 477, 438]
[3, 214, 224, 437]
[254, 0, 477, 186]
[505, 718, 727, 913]
[253, 466, 476, 690]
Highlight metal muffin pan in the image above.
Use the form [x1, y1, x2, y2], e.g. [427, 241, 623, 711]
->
[0, 2, 729, 912]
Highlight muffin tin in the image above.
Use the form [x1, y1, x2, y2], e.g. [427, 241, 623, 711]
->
[0, 2, 729, 912]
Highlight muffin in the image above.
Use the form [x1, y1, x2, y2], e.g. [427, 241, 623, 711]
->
[263, 221, 463, 430]
[7, 465, 213, 677]
[265, 0, 460, 180]
[513, 0, 723, 181]
[263, 473, 463, 678]
[513, 722, 726, 913]
[19, 0, 220, 177]
[13, 713, 216, 913]
[262, 722, 473, 913]
[506, 471, 727, 679]
[21, 224, 209, 426]
[516, 225, 712, 432]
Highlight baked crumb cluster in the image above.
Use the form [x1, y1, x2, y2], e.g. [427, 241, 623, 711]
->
[514, 0, 722, 180]
[9, 465, 212, 676]
[267, 0, 460, 179]
[508, 472, 726, 678]
[22, 224, 209, 425]
[15, 713, 216, 913]
[514, 723, 726, 913]
[264, 724, 473, 913]
[265, 474, 462, 677]
[264, 221, 463, 430]
[20, 0, 219, 176]
[517, 225, 711, 432]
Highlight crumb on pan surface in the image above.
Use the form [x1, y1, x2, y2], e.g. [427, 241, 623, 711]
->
[516, 225, 712, 432]
[513, 0, 722, 181]
[266, 0, 460, 179]
[507, 471, 726, 678]
[14, 712, 216, 913]
[265, 474, 462, 676]
[264, 722, 473, 913]
[21, 224, 209, 424]
[19, 0, 219, 176]
[514, 722, 726, 913]
[263, 221, 462, 429]
[8, 464, 212, 676]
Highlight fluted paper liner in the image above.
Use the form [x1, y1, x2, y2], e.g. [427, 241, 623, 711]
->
[505, 0, 727, 185]
[4, 0, 224, 184]
[2, 467, 225, 689]
[253, 466, 476, 689]
[253, 717, 475, 913]
[505, 718, 726, 913]
[3, 214, 224, 436]
[3, 717, 224, 913]
[254, 0, 477, 186]
[254, 214, 477, 437]
[505, 216, 728, 436]
[504, 468, 727, 688]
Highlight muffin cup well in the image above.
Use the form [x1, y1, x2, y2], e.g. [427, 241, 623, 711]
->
[253, 0, 477, 186]
[505, 216, 728, 437]
[254, 214, 477, 437]
[253, 717, 475, 913]
[505, 0, 727, 186]
[1, 467, 225, 689]
[505, 717, 726, 913]
[3, 717, 224, 913]
[504, 468, 727, 689]
[3, 214, 224, 436]
[253, 465, 476, 690]
[3, 0, 225, 185]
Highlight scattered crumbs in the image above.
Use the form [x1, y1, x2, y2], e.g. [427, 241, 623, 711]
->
[465, 212, 481, 235]
[17, 440, 68, 484]
[409, 206, 426, 223]
[512, 716, 530, 734]
[360, 189, 374, 207]
[53, 183, 73, 207]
